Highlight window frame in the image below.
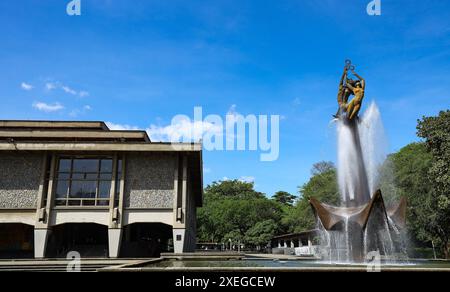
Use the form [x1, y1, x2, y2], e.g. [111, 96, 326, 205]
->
[53, 155, 115, 208]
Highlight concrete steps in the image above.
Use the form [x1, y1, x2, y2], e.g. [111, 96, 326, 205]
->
[0, 259, 145, 272]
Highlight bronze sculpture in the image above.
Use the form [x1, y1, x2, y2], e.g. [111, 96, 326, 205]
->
[335, 60, 366, 121]
[310, 60, 406, 262]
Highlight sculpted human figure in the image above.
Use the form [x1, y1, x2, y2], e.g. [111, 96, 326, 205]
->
[344, 69, 365, 121]
[335, 67, 352, 118]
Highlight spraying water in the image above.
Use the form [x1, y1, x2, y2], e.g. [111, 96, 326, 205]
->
[336, 102, 387, 204]
[336, 119, 370, 205]
[358, 102, 388, 195]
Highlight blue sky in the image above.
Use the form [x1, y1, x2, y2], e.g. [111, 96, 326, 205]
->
[0, 0, 449, 197]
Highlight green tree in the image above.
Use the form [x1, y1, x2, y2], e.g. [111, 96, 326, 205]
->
[311, 161, 335, 175]
[197, 180, 283, 245]
[204, 180, 265, 199]
[417, 110, 450, 258]
[272, 191, 296, 205]
[283, 163, 340, 233]
[380, 143, 434, 251]
[244, 219, 277, 249]
[223, 229, 244, 247]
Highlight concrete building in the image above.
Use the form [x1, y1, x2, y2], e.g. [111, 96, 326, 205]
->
[0, 120, 202, 258]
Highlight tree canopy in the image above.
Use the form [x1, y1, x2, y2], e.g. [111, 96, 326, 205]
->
[282, 164, 340, 233]
[416, 110, 450, 258]
[272, 191, 296, 205]
[197, 180, 283, 245]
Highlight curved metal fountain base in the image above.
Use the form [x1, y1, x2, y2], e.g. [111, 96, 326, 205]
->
[309, 190, 406, 261]
[310, 190, 406, 231]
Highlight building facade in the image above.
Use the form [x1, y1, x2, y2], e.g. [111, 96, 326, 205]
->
[0, 121, 202, 258]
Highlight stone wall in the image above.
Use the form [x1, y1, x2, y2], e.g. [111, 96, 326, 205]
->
[0, 152, 43, 209]
[124, 152, 175, 209]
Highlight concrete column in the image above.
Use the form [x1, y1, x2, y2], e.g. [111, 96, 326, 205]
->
[181, 156, 188, 224]
[117, 155, 126, 226]
[290, 240, 295, 248]
[173, 228, 186, 253]
[44, 155, 57, 223]
[173, 155, 187, 229]
[308, 238, 312, 247]
[34, 229, 50, 258]
[35, 153, 49, 223]
[298, 239, 302, 247]
[283, 240, 287, 248]
[108, 228, 122, 258]
[278, 240, 281, 248]
[108, 154, 118, 228]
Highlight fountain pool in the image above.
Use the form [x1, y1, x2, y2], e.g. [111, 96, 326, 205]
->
[104, 257, 450, 272]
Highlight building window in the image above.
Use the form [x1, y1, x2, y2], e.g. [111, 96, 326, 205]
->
[54, 157, 112, 207]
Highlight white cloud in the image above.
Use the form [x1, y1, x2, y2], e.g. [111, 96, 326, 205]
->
[45, 82, 56, 91]
[79, 91, 89, 97]
[108, 104, 240, 143]
[21, 82, 33, 91]
[69, 105, 92, 117]
[203, 167, 211, 174]
[32, 102, 64, 112]
[239, 176, 255, 183]
[107, 117, 223, 143]
[62, 86, 77, 95]
[292, 97, 301, 107]
[106, 122, 140, 131]
[45, 81, 88, 97]
[146, 119, 222, 142]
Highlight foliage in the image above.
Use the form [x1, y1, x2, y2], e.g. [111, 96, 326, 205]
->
[379, 115, 449, 259]
[197, 180, 283, 244]
[282, 163, 340, 233]
[416, 110, 450, 258]
[311, 161, 335, 176]
[380, 143, 434, 245]
[272, 191, 296, 205]
[204, 180, 265, 199]
[244, 219, 277, 248]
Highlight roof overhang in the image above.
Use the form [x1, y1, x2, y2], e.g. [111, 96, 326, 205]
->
[0, 141, 201, 152]
[0, 130, 150, 142]
[0, 120, 150, 142]
[0, 120, 109, 130]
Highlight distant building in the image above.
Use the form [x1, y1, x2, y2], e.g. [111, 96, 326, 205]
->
[0, 120, 202, 258]
[271, 230, 319, 256]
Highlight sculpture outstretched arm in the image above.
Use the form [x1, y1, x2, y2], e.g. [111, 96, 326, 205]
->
[339, 67, 348, 85]
[337, 67, 348, 108]
[351, 70, 365, 89]
[346, 82, 355, 91]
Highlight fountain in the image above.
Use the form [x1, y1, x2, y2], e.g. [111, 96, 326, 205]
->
[310, 60, 407, 263]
